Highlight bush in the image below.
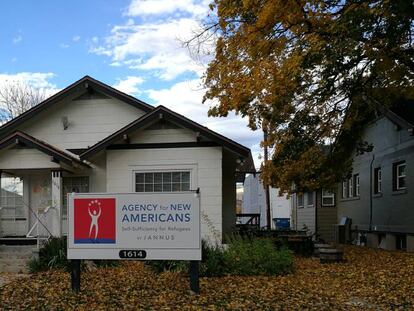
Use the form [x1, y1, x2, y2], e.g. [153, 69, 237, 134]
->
[28, 237, 70, 273]
[28, 237, 119, 273]
[224, 236, 293, 276]
[146, 237, 293, 277]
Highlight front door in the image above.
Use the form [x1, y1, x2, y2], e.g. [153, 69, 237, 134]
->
[0, 174, 26, 237]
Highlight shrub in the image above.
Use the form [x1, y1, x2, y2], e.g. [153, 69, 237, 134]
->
[146, 237, 293, 277]
[223, 236, 293, 276]
[28, 237, 119, 273]
[28, 237, 70, 273]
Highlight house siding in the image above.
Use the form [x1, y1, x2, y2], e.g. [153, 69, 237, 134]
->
[316, 190, 337, 242]
[106, 147, 223, 243]
[130, 128, 196, 144]
[18, 97, 145, 150]
[337, 116, 414, 234]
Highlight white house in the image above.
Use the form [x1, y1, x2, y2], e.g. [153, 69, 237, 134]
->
[0, 76, 253, 246]
[242, 174, 291, 229]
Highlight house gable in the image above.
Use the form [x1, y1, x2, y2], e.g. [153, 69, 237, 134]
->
[0, 76, 154, 151]
[81, 105, 252, 161]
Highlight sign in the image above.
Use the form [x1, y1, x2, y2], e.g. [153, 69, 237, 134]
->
[67, 192, 201, 260]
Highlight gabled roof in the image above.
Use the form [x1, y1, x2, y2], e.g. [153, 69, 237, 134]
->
[81, 105, 252, 160]
[0, 75, 154, 136]
[0, 131, 90, 168]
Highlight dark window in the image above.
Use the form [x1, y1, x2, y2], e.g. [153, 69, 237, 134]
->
[62, 176, 89, 217]
[374, 167, 382, 194]
[307, 192, 314, 207]
[297, 193, 304, 208]
[135, 171, 190, 193]
[393, 161, 406, 191]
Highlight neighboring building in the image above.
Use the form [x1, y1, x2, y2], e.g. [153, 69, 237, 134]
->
[337, 102, 414, 250]
[241, 174, 290, 229]
[291, 190, 337, 242]
[0, 76, 254, 247]
[291, 101, 414, 249]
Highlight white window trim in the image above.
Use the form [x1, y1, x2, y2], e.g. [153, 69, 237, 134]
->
[348, 177, 353, 198]
[355, 174, 360, 197]
[396, 163, 406, 190]
[375, 168, 382, 194]
[342, 181, 347, 198]
[321, 189, 335, 207]
[131, 164, 198, 193]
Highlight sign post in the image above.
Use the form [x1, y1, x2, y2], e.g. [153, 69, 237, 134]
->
[67, 192, 201, 293]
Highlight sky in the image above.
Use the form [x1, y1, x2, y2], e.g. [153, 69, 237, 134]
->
[0, 0, 262, 166]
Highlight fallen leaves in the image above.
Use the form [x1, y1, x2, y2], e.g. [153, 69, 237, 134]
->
[1, 246, 414, 310]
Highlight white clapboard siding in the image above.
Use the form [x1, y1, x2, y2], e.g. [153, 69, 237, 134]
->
[19, 97, 146, 149]
[0, 149, 60, 170]
[130, 128, 197, 144]
[106, 146, 223, 243]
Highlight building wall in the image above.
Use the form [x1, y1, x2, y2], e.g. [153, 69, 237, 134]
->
[337, 116, 414, 234]
[242, 174, 291, 228]
[106, 146, 224, 243]
[19, 96, 145, 150]
[222, 151, 237, 240]
[316, 190, 337, 242]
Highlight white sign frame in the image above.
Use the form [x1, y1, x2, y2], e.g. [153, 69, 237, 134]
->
[67, 192, 201, 260]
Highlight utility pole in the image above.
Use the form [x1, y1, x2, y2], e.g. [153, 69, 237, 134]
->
[263, 126, 271, 230]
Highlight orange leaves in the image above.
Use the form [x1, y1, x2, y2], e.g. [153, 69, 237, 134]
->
[1, 246, 414, 310]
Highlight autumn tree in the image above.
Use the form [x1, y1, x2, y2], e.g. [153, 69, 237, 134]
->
[193, 0, 414, 192]
[0, 81, 46, 123]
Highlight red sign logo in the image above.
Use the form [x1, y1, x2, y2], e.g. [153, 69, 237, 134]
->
[74, 198, 116, 244]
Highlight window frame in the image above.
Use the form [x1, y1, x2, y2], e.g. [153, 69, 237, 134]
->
[62, 176, 89, 218]
[342, 181, 348, 198]
[348, 177, 353, 198]
[396, 162, 407, 190]
[374, 167, 382, 194]
[297, 193, 304, 208]
[134, 170, 192, 193]
[321, 189, 335, 207]
[353, 174, 360, 197]
[306, 192, 314, 208]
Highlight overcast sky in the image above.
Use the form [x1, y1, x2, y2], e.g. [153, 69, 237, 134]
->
[0, 0, 262, 166]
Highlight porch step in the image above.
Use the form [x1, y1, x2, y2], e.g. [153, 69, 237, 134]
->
[0, 245, 36, 273]
[0, 237, 37, 246]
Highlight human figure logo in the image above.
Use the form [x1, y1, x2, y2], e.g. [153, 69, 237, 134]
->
[74, 198, 116, 244]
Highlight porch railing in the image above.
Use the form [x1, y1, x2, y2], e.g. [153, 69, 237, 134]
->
[26, 205, 53, 249]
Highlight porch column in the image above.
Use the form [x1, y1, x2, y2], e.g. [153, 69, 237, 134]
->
[51, 170, 63, 237]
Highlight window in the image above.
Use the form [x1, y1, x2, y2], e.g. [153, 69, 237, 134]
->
[321, 189, 335, 206]
[62, 176, 89, 217]
[374, 167, 382, 194]
[342, 181, 348, 198]
[307, 192, 314, 207]
[0, 175, 24, 219]
[135, 171, 190, 193]
[348, 177, 353, 198]
[353, 174, 360, 196]
[393, 161, 406, 191]
[297, 193, 304, 208]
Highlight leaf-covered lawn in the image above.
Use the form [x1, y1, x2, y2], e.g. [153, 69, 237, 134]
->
[1, 246, 413, 310]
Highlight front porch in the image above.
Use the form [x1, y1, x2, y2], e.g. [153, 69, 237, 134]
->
[0, 132, 91, 244]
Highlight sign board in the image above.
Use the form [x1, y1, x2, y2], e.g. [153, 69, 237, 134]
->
[67, 192, 201, 260]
